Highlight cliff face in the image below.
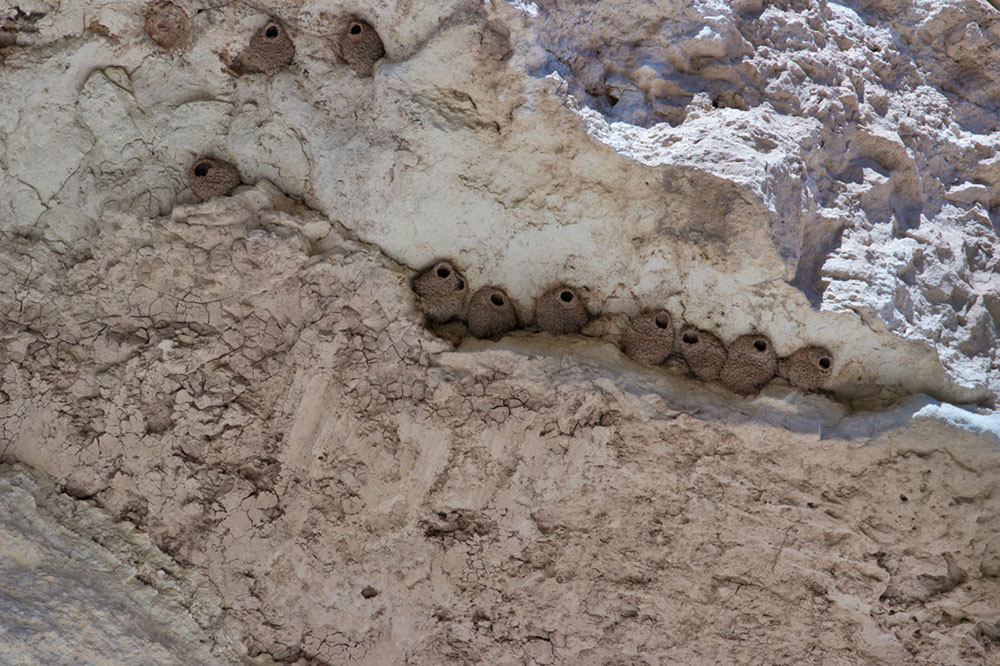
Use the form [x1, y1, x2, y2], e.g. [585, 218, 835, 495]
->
[1, 0, 999, 664]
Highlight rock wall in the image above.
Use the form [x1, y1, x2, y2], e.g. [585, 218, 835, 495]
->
[0, 465, 243, 664]
[1, 0, 999, 664]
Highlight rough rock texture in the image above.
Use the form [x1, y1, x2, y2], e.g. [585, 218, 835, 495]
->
[0, 465, 245, 665]
[983, 536, 1000, 578]
[621, 308, 674, 366]
[1, 0, 997, 403]
[0, 186, 996, 664]
[144, 1, 192, 51]
[1, 0, 1000, 664]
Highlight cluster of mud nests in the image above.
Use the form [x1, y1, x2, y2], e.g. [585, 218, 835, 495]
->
[143, 3, 384, 77]
[156, 5, 385, 200]
[413, 260, 834, 396]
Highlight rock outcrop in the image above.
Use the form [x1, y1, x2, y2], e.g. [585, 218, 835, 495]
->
[1, 0, 998, 664]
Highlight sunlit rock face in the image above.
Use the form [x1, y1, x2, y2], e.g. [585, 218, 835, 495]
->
[1, 0, 999, 664]
[0, 466, 242, 665]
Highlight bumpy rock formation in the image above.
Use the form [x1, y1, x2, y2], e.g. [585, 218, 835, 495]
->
[621, 309, 674, 366]
[0, 465, 242, 664]
[1, 0, 999, 664]
[467, 285, 517, 339]
[144, 1, 191, 50]
[983, 537, 1000, 578]
[412, 260, 469, 324]
[534, 285, 589, 335]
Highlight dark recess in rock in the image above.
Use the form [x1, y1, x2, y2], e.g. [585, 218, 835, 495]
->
[779, 345, 834, 391]
[235, 19, 295, 75]
[621, 309, 674, 366]
[412, 260, 469, 324]
[188, 157, 241, 200]
[144, 1, 192, 50]
[467, 286, 517, 339]
[678, 325, 727, 381]
[535, 286, 589, 335]
[719, 333, 777, 395]
[339, 17, 385, 77]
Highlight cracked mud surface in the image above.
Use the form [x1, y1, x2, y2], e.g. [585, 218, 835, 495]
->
[1, 0, 999, 663]
[0, 188, 998, 664]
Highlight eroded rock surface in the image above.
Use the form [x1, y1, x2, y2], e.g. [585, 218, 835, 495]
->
[1, 0, 999, 664]
[0, 186, 995, 664]
[0, 466, 243, 665]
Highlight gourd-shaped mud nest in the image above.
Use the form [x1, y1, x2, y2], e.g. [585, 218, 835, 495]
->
[467, 286, 517, 340]
[235, 19, 295, 74]
[144, 1, 192, 50]
[621, 309, 674, 366]
[412, 261, 468, 324]
[719, 333, 777, 395]
[779, 346, 833, 391]
[340, 17, 385, 77]
[535, 286, 589, 335]
[678, 325, 727, 381]
[188, 157, 241, 200]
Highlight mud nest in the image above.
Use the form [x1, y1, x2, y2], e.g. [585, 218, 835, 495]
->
[719, 333, 778, 395]
[188, 158, 241, 201]
[779, 346, 834, 391]
[340, 17, 385, 77]
[412, 260, 469, 324]
[678, 326, 727, 381]
[235, 20, 295, 75]
[467, 286, 517, 340]
[144, 1, 192, 50]
[535, 286, 589, 335]
[621, 309, 674, 366]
